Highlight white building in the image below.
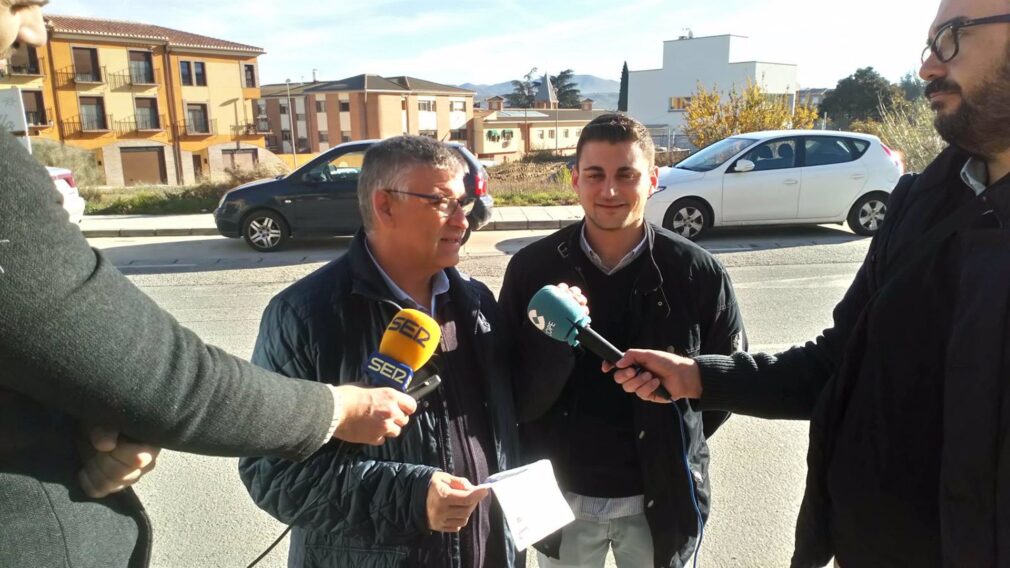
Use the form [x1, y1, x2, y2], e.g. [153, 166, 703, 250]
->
[628, 34, 800, 148]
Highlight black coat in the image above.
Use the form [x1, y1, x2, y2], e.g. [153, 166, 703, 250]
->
[239, 231, 520, 568]
[696, 146, 1010, 567]
[499, 222, 746, 568]
[0, 131, 336, 567]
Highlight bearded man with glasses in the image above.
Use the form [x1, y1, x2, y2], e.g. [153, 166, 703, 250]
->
[240, 136, 521, 568]
[603, 0, 1010, 565]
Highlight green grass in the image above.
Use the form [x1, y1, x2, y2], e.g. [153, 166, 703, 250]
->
[83, 183, 230, 215]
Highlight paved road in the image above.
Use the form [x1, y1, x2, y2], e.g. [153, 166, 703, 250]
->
[89, 224, 869, 567]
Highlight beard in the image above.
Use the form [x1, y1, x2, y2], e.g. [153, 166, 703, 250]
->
[928, 46, 1010, 159]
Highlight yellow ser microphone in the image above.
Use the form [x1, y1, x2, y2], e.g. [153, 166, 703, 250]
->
[363, 309, 441, 392]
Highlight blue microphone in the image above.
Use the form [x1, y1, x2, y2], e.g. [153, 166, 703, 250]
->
[527, 285, 672, 401]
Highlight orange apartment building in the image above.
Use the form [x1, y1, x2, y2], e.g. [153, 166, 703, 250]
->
[0, 15, 282, 186]
[257, 75, 476, 155]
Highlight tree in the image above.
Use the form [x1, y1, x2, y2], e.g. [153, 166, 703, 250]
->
[875, 97, 945, 173]
[819, 67, 903, 128]
[898, 70, 925, 102]
[505, 67, 538, 108]
[618, 61, 629, 112]
[550, 69, 582, 109]
[683, 82, 819, 148]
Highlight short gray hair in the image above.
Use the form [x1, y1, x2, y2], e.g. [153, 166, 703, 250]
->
[358, 136, 466, 232]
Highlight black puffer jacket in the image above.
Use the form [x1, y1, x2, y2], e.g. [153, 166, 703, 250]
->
[696, 147, 1010, 567]
[239, 231, 520, 568]
[499, 222, 746, 568]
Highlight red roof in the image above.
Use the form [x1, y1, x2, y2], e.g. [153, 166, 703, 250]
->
[45, 15, 264, 54]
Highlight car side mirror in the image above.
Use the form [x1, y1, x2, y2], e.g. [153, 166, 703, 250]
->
[734, 159, 756, 173]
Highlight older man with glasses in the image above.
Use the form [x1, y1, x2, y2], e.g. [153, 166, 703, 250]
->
[609, 0, 1010, 566]
[239, 136, 521, 568]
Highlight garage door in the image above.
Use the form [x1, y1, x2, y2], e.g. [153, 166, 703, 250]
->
[121, 147, 167, 186]
[223, 148, 258, 171]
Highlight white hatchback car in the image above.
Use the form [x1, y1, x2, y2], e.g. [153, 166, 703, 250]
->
[46, 166, 86, 225]
[646, 130, 904, 239]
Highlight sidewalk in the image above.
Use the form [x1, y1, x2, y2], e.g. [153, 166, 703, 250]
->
[80, 206, 586, 238]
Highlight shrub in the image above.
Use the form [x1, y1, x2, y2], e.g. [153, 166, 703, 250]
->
[31, 138, 106, 187]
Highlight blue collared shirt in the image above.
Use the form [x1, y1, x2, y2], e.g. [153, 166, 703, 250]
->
[579, 224, 648, 276]
[961, 157, 988, 195]
[364, 239, 450, 315]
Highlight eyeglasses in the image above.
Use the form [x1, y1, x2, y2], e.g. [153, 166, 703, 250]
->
[922, 13, 1010, 63]
[384, 189, 477, 217]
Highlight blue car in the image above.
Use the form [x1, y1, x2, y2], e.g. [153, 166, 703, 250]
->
[214, 140, 493, 251]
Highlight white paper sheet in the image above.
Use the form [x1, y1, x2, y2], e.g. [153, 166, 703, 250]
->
[478, 459, 575, 550]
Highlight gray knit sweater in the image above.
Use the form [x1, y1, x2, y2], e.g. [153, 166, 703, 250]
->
[0, 129, 332, 566]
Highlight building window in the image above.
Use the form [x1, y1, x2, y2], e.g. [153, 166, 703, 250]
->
[563, 129, 570, 138]
[419, 129, 437, 139]
[79, 96, 107, 130]
[21, 91, 45, 125]
[180, 61, 192, 86]
[295, 113, 306, 121]
[129, 51, 155, 84]
[549, 129, 555, 139]
[297, 137, 309, 152]
[401, 99, 407, 110]
[72, 47, 101, 83]
[186, 103, 210, 134]
[244, 64, 256, 88]
[341, 130, 351, 142]
[538, 130, 545, 139]
[668, 96, 692, 111]
[449, 129, 467, 141]
[449, 100, 466, 112]
[280, 129, 291, 142]
[279, 102, 288, 115]
[8, 44, 41, 75]
[135, 97, 160, 130]
[339, 101, 350, 112]
[315, 100, 326, 113]
[193, 62, 207, 86]
[575, 128, 582, 136]
[418, 100, 436, 112]
[319, 131, 329, 143]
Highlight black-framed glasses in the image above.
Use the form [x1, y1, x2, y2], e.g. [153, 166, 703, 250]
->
[922, 13, 1010, 63]
[385, 189, 477, 216]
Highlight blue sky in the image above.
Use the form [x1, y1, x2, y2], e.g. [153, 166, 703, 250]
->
[49, 0, 936, 89]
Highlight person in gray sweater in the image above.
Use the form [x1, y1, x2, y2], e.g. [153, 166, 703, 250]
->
[0, 3, 416, 566]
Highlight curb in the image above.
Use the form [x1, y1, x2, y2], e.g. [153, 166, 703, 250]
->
[82, 219, 581, 238]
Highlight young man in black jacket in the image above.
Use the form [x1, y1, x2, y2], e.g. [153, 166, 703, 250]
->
[499, 114, 746, 568]
[613, 0, 1010, 565]
[239, 136, 520, 568]
[0, 4, 416, 566]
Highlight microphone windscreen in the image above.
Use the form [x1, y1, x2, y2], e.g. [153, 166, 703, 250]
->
[378, 309, 442, 371]
[526, 285, 591, 346]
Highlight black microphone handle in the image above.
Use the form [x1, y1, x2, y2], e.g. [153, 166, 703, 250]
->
[576, 325, 673, 401]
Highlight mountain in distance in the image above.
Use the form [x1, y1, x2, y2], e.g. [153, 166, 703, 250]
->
[458, 74, 620, 111]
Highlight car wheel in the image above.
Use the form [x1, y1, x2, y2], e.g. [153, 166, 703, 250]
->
[847, 193, 888, 236]
[663, 198, 710, 240]
[242, 210, 289, 252]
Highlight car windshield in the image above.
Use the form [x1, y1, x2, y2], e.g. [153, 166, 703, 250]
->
[676, 137, 758, 172]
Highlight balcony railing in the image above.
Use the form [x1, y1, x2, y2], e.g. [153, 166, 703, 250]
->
[114, 114, 166, 134]
[55, 66, 106, 87]
[8, 62, 43, 76]
[62, 114, 113, 136]
[25, 108, 52, 127]
[236, 122, 270, 136]
[173, 118, 217, 136]
[108, 67, 159, 89]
